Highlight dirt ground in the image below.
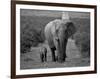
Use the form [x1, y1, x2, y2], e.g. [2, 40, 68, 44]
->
[20, 39, 90, 69]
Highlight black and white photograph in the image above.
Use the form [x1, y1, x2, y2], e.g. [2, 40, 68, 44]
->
[11, 1, 97, 78]
[20, 9, 90, 69]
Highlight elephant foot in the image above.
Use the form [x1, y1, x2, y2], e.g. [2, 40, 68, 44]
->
[57, 56, 66, 63]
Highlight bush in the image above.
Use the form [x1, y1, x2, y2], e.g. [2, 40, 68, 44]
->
[71, 18, 90, 57]
[20, 27, 45, 53]
[74, 32, 90, 57]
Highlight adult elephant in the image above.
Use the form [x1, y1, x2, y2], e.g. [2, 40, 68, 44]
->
[44, 19, 76, 62]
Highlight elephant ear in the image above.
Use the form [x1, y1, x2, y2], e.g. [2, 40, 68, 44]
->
[67, 22, 76, 38]
[53, 20, 61, 41]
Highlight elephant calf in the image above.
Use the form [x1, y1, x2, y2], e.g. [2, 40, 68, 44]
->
[40, 47, 47, 62]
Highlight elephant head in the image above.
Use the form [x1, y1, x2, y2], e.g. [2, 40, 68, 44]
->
[44, 19, 76, 62]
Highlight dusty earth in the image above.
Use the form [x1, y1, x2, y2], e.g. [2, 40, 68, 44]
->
[20, 39, 90, 69]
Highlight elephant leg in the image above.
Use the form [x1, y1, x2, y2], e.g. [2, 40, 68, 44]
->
[44, 53, 47, 62]
[51, 47, 56, 62]
[40, 54, 44, 62]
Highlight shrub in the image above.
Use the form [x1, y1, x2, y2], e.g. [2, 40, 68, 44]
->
[20, 27, 45, 53]
[71, 18, 90, 57]
[74, 32, 90, 57]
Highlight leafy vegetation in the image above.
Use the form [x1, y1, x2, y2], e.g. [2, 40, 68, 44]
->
[71, 18, 90, 57]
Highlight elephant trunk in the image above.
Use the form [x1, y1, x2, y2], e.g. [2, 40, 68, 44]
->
[57, 36, 67, 62]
